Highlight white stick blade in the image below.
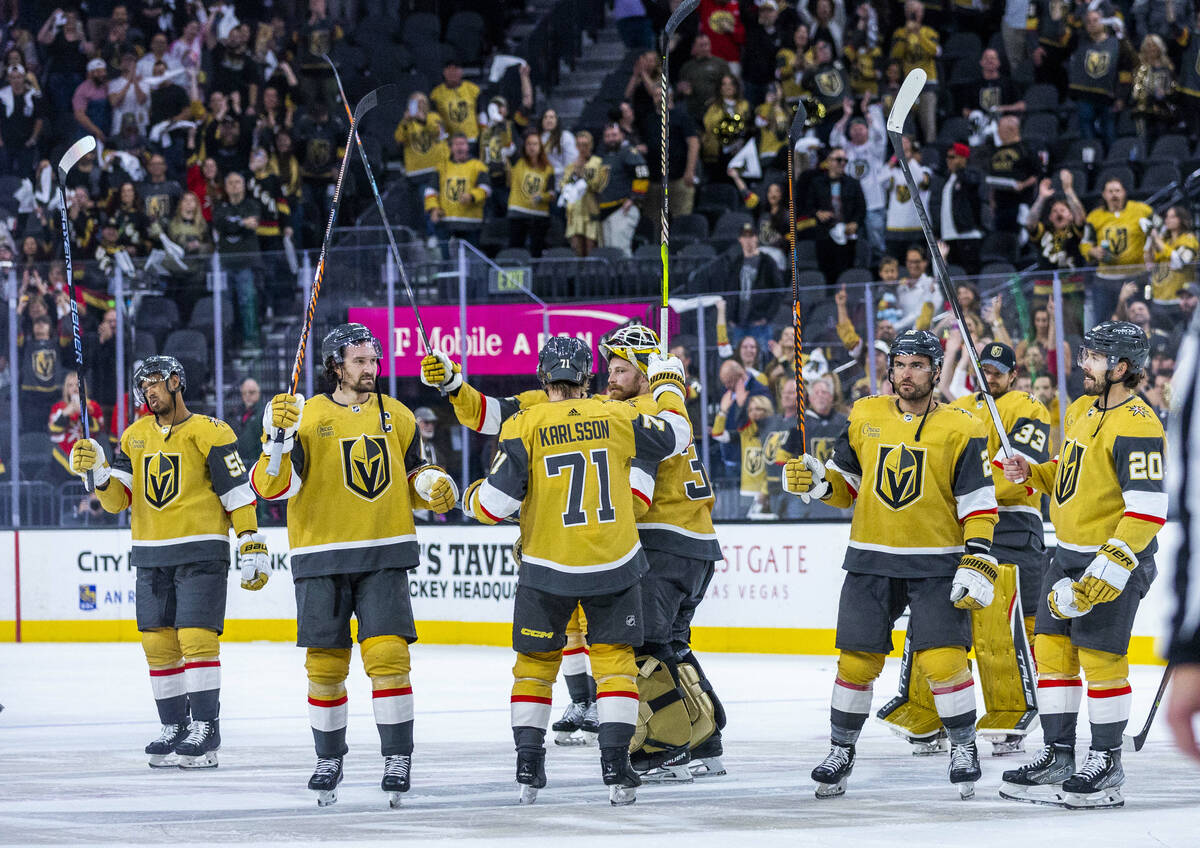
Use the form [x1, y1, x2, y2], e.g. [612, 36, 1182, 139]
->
[886, 69, 927, 134]
[58, 135, 97, 179]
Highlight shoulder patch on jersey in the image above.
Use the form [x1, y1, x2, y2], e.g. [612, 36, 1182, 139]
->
[1127, 403, 1150, 418]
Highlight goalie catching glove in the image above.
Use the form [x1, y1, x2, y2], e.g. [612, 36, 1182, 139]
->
[646, 353, 686, 402]
[950, 544, 998, 610]
[420, 351, 463, 393]
[238, 533, 270, 590]
[1077, 539, 1137, 605]
[782, 454, 829, 503]
[262, 393, 304, 453]
[68, 437, 111, 487]
[413, 466, 458, 514]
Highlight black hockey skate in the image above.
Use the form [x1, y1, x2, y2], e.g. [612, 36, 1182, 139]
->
[949, 740, 981, 799]
[989, 733, 1027, 757]
[145, 723, 188, 768]
[1061, 748, 1125, 809]
[516, 748, 547, 805]
[632, 742, 693, 783]
[174, 719, 220, 769]
[601, 746, 642, 806]
[552, 700, 595, 746]
[308, 756, 344, 807]
[382, 754, 411, 808]
[811, 742, 855, 798]
[998, 744, 1075, 805]
[688, 731, 727, 778]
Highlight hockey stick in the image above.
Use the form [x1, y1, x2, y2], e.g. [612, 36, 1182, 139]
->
[57, 135, 98, 491]
[885, 69, 1013, 459]
[323, 56, 433, 357]
[787, 101, 808, 451]
[1123, 663, 1173, 752]
[657, 0, 701, 354]
[266, 85, 394, 476]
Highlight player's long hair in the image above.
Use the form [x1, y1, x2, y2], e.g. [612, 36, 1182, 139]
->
[543, 378, 591, 398]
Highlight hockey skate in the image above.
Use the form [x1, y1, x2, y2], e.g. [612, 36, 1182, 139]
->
[1060, 748, 1125, 809]
[687, 732, 727, 778]
[580, 700, 599, 745]
[308, 756, 344, 807]
[908, 728, 949, 755]
[987, 733, 1027, 756]
[811, 742, 855, 798]
[601, 746, 642, 806]
[515, 748, 547, 805]
[382, 754, 411, 808]
[631, 744, 693, 783]
[174, 719, 219, 769]
[949, 740, 981, 800]
[998, 744, 1075, 805]
[145, 723, 188, 768]
[552, 700, 594, 746]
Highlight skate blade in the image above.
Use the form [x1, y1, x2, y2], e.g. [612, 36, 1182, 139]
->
[688, 757, 727, 778]
[554, 730, 589, 747]
[518, 785, 539, 805]
[315, 788, 339, 807]
[956, 782, 976, 800]
[609, 784, 637, 806]
[638, 762, 694, 784]
[814, 779, 847, 799]
[998, 782, 1067, 807]
[1062, 788, 1124, 810]
[148, 754, 180, 768]
[388, 792, 404, 809]
[911, 739, 949, 756]
[580, 730, 598, 746]
[178, 752, 218, 769]
[989, 739, 1026, 756]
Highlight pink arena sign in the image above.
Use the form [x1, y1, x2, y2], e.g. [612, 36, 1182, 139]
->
[348, 303, 663, 376]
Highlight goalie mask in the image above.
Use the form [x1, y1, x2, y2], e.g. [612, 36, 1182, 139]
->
[537, 336, 592, 386]
[133, 355, 186, 404]
[599, 324, 660, 375]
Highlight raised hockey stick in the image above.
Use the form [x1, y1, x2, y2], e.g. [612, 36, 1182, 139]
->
[323, 56, 433, 356]
[787, 101, 808, 451]
[657, 0, 701, 354]
[57, 135, 98, 491]
[266, 85, 394, 476]
[1124, 663, 1173, 752]
[885, 70, 1013, 460]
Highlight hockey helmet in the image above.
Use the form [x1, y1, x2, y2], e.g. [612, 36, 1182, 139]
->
[134, 355, 186, 402]
[599, 323, 660, 375]
[888, 329, 944, 372]
[322, 322, 382, 368]
[537, 336, 592, 386]
[1080, 321, 1149, 379]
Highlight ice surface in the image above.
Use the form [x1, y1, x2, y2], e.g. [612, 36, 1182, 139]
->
[0, 643, 1196, 847]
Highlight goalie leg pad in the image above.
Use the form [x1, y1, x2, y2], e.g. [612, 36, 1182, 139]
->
[630, 649, 691, 760]
[1079, 648, 1131, 750]
[362, 636, 414, 756]
[142, 628, 187, 725]
[589, 642, 639, 750]
[915, 646, 976, 743]
[972, 563, 1039, 740]
[1033, 634, 1082, 747]
[875, 636, 945, 751]
[177, 627, 221, 721]
[306, 648, 352, 758]
[678, 661, 718, 749]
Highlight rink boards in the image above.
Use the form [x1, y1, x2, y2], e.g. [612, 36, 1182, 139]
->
[0, 522, 1177, 663]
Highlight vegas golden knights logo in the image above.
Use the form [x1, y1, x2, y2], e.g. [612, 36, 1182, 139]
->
[522, 172, 543, 198]
[896, 183, 911, 203]
[447, 177, 467, 203]
[1109, 228, 1128, 255]
[745, 444, 765, 477]
[412, 126, 433, 153]
[449, 100, 470, 124]
[763, 430, 789, 465]
[990, 344, 1004, 358]
[811, 436, 835, 466]
[1085, 49, 1111, 78]
[144, 451, 181, 509]
[1054, 439, 1086, 504]
[980, 86, 1000, 110]
[33, 348, 55, 381]
[816, 69, 844, 98]
[341, 435, 392, 501]
[874, 443, 925, 510]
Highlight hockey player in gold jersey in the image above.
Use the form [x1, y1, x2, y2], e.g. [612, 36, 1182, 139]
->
[1000, 322, 1166, 809]
[783, 329, 999, 800]
[250, 323, 458, 808]
[460, 336, 692, 806]
[69, 355, 269, 769]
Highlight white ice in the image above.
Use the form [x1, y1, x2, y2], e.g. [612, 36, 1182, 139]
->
[0, 643, 1196, 847]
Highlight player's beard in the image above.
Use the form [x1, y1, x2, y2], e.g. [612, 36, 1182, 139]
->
[606, 382, 633, 400]
[895, 376, 934, 404]
[1081, 370, 1104, 396]
[345, 373, 376, 394]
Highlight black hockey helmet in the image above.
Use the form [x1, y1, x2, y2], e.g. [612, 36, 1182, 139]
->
[888, 329, 944, 372]
[134, 355, 185, 402]
[537, 336, 592, 386]
[1080, 321, 1149, 379]
[322, 322, 382, 368]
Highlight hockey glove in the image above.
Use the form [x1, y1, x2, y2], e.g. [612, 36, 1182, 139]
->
[238, 533, 270, 591]
[782, 454, 828, 503]
[1047, 576, 1092, 619]
[69, 437, 111, 487]
[950, 552, 998, 610]
[262, 393, 304, 454]
[420, 351, 463, 393]
[646, 353, 686, 402]
[1077, 539, 1137, 605]
[413, 466, 459, 514]
[461, 478, 485, 521]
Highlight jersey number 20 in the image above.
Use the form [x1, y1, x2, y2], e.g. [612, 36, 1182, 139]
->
[544, 450, 616, 527]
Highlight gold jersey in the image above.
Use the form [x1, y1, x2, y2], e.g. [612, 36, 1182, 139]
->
[429, 80, 481, 140]
[450, 382, 720, 560]
[823, 395, 997, 578]
[1027, 394, 1167, 560]
[393, 112, 446, 177]
[473, 396, 691, 595]
[951, 388, 1052, 545]
[109, 414, 256, 567]
[1149, 232, 1199, 304]
[250, 394, 432, 578]
[424, 154, 491, 225]
[507, 158, 555, 217]
[1081, 201, 1153, 276]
